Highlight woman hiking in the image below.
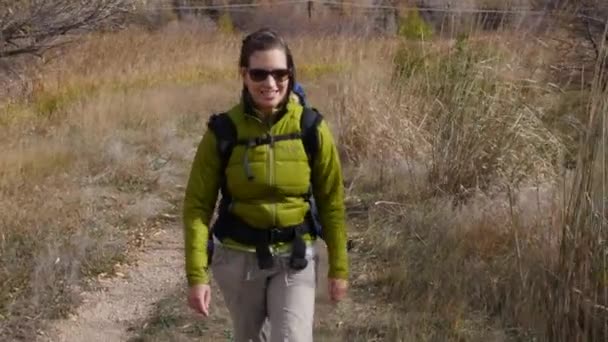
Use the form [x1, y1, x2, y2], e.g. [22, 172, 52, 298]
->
[182, 28, 349, 342]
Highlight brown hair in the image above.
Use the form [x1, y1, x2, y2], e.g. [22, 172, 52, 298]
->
[239, 28, 296, 105]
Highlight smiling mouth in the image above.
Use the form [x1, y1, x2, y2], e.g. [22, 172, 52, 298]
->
[260, 89, 278, 98]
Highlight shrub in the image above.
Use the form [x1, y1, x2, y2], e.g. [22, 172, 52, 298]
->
[391, 36, 563, 199]
[397, 8, 434, 40]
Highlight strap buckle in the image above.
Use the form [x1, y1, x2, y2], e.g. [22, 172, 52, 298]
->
[247, 134, 274, 148]
[268, 227, 283, 244]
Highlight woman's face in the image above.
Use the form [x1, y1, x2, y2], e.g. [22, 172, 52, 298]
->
[242, 48, 290, 114]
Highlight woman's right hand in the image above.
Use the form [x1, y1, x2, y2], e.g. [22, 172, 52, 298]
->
[188, 284, 211, 317]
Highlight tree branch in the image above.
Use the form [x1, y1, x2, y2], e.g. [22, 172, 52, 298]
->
[0, 0, 130, 60]
[583, 17, 600, 59]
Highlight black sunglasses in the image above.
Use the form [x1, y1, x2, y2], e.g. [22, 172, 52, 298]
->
[247, 68, 291, 82]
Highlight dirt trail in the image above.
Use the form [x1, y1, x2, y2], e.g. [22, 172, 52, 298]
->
[37, 225, 352, 342]
[34, 130, 371, 341]
[39, 226, 186, 342]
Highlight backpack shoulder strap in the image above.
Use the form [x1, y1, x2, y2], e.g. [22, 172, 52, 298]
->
[207, 112, 237, 172]
[300, 107, 324, 237]
[207, 112, 237, 220]
[300, 107, 323, 169]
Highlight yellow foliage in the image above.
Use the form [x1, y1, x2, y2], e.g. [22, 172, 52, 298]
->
[217, 12, 234, 34]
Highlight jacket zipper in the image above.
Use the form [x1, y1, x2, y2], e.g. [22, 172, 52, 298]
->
[267, 121, 276, 228]
[248, 112, 277, 229]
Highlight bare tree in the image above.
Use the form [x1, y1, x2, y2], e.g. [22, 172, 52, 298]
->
[536, 0, 608, 58]
[0, 0, 131, 59]
[577, 1, 608, 60]
[564, 1, 607, 88]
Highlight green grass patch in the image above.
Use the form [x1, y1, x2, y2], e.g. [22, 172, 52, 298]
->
[298, 63, 348, 80]
[3, 62, 347, 123]
[0, 102, 36, 128]
[30, 67, 235, 118]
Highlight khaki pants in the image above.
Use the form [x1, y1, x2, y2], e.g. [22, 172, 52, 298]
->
[211, 244, 317, 342]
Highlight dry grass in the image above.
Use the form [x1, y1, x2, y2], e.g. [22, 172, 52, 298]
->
[0, 24, 389, 340]
[339, 179, 564, 341]
[1, 16, 606, 342]
[324, 29, 606, 341]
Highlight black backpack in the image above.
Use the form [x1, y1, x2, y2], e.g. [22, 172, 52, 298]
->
[207, 107, 325, 238]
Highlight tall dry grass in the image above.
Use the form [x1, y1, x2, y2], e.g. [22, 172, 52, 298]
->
[547, 46, 608, 341]
[0, 18, 605, 341]
[0, 24, 394, 340]
[0, 26, 240, 339]
[327, 28, 606, 342]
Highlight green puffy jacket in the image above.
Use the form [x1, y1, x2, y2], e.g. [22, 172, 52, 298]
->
[183, 95, 349, 286]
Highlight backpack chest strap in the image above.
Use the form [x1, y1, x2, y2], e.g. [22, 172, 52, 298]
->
[237, 132, 302, 148]
[238, 132, 304, 181]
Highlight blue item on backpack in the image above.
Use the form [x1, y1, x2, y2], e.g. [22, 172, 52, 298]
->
[293, 82, 308, 107]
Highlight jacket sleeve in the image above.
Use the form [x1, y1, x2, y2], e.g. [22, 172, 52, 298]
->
[183, 127, 221, 286]
[312, 120, 349, 280]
